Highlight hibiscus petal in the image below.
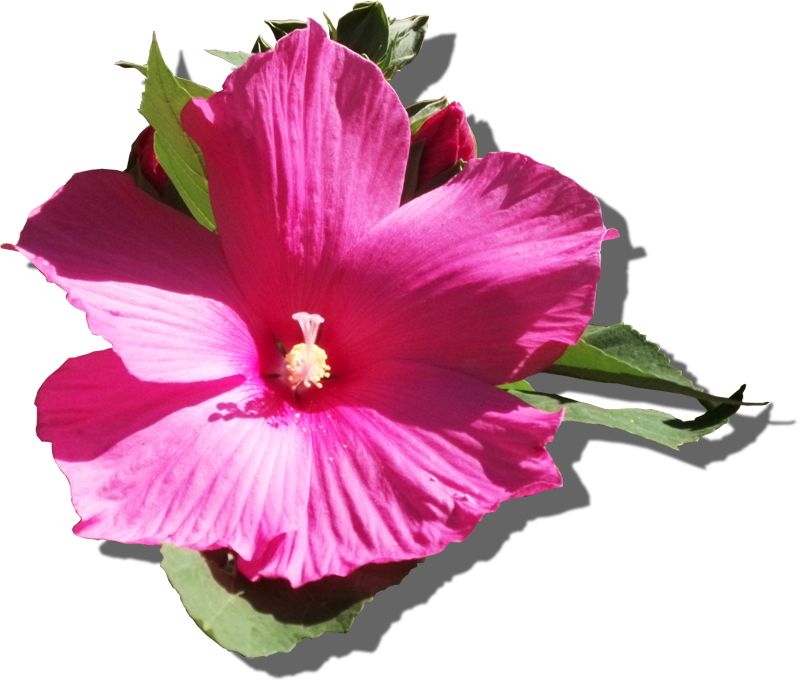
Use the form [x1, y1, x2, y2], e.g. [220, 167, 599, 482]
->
[13, 170, 273, 383]
[37, 349, 311, 559]
[182, 20, 410, 342]
[324, 152, 608, 384]
[238, 361, 563, 586]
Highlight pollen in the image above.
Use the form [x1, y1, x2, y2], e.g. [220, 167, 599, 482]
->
[285, 312, 331, 389]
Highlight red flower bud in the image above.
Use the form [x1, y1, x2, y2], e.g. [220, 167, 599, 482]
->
[130, 126, 169, 194]
[410, 102, 477, 190]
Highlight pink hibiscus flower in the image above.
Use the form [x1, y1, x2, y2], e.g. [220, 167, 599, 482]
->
[9, 21, 609, 586]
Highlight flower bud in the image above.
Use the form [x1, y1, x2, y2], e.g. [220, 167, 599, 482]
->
[129, 126, 169, 194]
[410, 102, 477, 191]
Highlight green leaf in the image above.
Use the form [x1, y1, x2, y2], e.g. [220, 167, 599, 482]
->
[138, 35, 216, 232]
[506, 381, 747, 450]
[160, 544, 420, 658]
[265, 19, 308, 41]
[545, 323, 765, 407]
[336, 2, 390, 63]
[114, 61, 147, 75]
[406, 95, 448, 134]
[175, 76, 214, 99]
[205, 49, 254, 68]
[497, 379, 532, 391]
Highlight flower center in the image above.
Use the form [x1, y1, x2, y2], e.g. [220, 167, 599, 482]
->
[285, 312, 331, 389]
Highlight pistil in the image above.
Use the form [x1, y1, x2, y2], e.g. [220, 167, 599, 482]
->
[285, 312, 331, 389]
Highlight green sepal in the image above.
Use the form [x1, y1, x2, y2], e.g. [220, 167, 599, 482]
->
[401, 139, 425, 204]
[125, 142, 139, 174]
[252, 35, 273, 53]
[336, 2, 390, 64]
[160, 179, 193, 217]
[323, 12, 338, 40]
[470, 126, 478, 158]
[135, 35, 216, 232]
[504, 381, 747, 450]
[125, 149, 193, 217]
[160, 544, 420, 658]
[546, 324, 766, 407]
[265, 19, 308, 41]
[406, 96, 449, 134]
[377, 14, 428, 80]
[414, 158, 468, 196]
[350, 2, 394, 19]
[128, 158, 161, 201]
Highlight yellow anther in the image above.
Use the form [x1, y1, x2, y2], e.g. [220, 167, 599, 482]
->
[285, 312, 331, 389]
[285, 342, 331, 388]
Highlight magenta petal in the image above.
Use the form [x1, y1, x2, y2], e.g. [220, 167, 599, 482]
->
[37, 350, 311, 559]
[14, 170, 272, 383]
[182, 21, 410, 339]
[324, 152, 606, 384]
[238, 361, 563, 586]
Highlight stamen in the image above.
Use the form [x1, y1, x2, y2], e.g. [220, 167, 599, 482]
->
[285, 312, 331, 389]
